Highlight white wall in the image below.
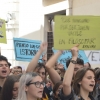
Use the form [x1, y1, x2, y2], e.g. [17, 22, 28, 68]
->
[42, 0, 65, 6]
[19, 0, 44, 40]
[72, 0, 100, 68]
[0, 0, 19, 68]
[19, 0, 68, 39]
[73, 0, 100, 15]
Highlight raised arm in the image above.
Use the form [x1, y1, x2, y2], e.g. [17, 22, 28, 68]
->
[45, 50, 63, 84]
[26, 42, 47, 72]
[63, 45, 79, 96]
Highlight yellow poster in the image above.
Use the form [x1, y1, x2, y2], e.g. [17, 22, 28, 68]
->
[0, 18, 7, 43]
[54, 16, 100, 50]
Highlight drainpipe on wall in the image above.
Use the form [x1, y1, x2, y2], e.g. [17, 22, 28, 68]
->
[66, 0, 73, 15]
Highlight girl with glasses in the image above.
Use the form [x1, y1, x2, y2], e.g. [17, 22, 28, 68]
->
[18, 72, 45, 100]
[26, 42, 49, 100]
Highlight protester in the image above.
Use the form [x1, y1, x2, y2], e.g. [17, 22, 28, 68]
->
[2, 74, 21, 100]
[26, 42, 49, 100]
[18, 72, 45, 100]
[0, 55, 10, 99]
[44, 78, 53, 99]
[26, 42, 47, 82]
[0, 42, 99, 100]
[60, 45, 95, 100]
[45, 49, 84, 84]
[94, 68, 100, 100]
[34, 63, 46, 82]
[10, 66, 22, 75]
[53, 81, 63, 100]
[16, 66, 22, 74]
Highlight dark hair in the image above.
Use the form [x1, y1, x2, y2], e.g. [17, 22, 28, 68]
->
[94, 67, 99, 72]
[0, 55, 8, 63]
[2, 74, 22, 100]
[8, 62, 11, 67]
[36, 63, 45, 68]
[66, 58, 84, 68]
[73, 67, 95, 95]
[95, 68, 100, 81]
[53, 81, 62, 95]
[17, 66, 22, 72]
[34, 63, 46, 74]
[87, 62, 91, 68]
[84, 62, 91, 68]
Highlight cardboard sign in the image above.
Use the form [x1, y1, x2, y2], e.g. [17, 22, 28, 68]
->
[0, 19, 7, 43]
[13, 38, 41, 61]
[52, 47, 89, 69]
[54, 16, 100, 50]
[85, 50, 100, 64]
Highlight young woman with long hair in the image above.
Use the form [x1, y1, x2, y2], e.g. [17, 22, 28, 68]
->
[60, 45, 95, 100]
[18, 72, 45, 100]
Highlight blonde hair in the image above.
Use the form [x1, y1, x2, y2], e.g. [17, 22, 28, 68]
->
[18, 72, 39, 100]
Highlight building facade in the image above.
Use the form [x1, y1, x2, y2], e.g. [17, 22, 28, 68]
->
[0, 0, 100, 69]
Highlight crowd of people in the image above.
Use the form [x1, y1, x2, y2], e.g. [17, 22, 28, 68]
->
[0, 42, 100, 100]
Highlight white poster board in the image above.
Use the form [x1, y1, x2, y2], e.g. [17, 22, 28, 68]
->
[85, 51, 100, 64]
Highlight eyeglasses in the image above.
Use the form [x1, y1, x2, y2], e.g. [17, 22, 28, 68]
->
[26, 81, 45, 88]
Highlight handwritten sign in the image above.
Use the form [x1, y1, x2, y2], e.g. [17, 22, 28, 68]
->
[13, 38, 42, 62]
[54, 16, 100, 50]
[52, 47, 89, 69]
[85, 50, 100, 64]
[0, 19, 7, 43]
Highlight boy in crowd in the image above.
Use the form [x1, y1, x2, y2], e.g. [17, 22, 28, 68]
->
[0, 55, 10, 98]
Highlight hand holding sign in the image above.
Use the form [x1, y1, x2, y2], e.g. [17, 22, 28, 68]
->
[40, 42, 47, 52]
[52, 45, 89, 70]
[71, 44, 79, 58]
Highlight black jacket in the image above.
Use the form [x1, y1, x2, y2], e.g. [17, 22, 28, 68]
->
[59, 89, 95, 100]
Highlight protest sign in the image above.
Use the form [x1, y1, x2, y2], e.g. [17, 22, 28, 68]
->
[85, 50, 100, 64]
[52, 47, 89, 69]
[0, 19, 7, 43]
[54, 16, 100, 50]
[13, 38, 42, 61]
